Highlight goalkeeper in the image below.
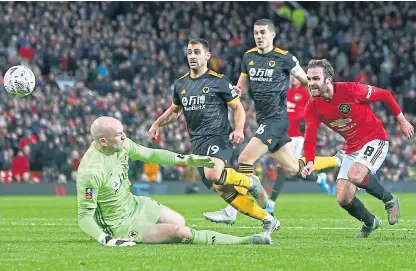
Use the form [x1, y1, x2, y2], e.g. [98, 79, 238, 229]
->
[77, 116, 272, 246]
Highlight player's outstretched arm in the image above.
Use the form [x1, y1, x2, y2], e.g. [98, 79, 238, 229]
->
[124, 138, 215, 168]
[78, 208, 135, 247]
[149, 105, 182, 140]
[396, 112, 414, 138]
[353, 83, 414, 138]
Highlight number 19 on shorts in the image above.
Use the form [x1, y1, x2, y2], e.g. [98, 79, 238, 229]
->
[207, 145, 219, 155]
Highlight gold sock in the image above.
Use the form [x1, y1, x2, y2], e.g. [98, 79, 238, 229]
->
[234, 186, 248, 195]
[234, 163, 253, 194]
[299, 156, 337, 171]
[229, 193, 268, 221]
[217, 168, 251, 188]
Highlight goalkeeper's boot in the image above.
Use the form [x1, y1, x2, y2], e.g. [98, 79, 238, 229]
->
[248, 175, 268, 209]
[262, 214, 280, 234]
[355, 216, 381, 238]
[203, 209, 237, 225]
[252, 232, 273, 245]
[385, 195, 400, 225]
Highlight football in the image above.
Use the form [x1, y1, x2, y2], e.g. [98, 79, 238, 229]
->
[3, 65, 36, 97]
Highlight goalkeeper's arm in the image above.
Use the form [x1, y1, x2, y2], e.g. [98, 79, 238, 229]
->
[78, 208, 135, 246]
[125, 138, 215, 168]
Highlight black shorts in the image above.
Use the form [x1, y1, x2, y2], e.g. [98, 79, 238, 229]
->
[254, 117, 291, 153]
[191, 135, 234, 189]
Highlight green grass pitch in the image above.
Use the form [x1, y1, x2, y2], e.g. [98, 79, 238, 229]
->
[1, 193, 415, 271]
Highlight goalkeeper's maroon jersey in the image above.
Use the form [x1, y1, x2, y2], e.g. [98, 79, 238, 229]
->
[304, 82, 402, 162]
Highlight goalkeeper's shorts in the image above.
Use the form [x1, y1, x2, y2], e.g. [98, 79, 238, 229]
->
[113, 196, 163, 243]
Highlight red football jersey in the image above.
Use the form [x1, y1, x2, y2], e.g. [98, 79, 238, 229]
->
[287, 85, 309, 137]
[304, 82, 402, 162]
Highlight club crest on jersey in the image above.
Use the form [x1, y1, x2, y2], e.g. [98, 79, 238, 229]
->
[338, 103, 351, 114]
[202, 87, 210, 93]
[294, 94, 302, 101]
[128, 230, 138, 239]
[85, 188, 93, 200]
[269, 60, 276, 68]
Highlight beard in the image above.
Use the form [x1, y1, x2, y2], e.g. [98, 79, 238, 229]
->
[310, 84, 330, 99]
[320, 84, 332, 100]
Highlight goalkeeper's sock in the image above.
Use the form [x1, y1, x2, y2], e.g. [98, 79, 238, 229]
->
[216, 168, 251, 188]
[299, 156, 337, 171]
[340, 197, 375, 226]
[357, 175, 393, 203]
[188, 229, 252, 245]
[228, 193, 268, 221]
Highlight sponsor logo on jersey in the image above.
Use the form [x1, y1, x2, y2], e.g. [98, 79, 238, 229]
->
[248, 60, 255, 66]
[249, 68, 274, 82]
[338, 103, 351, 114]
[202, 87, 210, 93]
[329, 118, 352, 128]
[85, 188, 93, 200]
[113, 179, 121, 192]
[180, 89, 186, 95]
[182, 95, 206, 111]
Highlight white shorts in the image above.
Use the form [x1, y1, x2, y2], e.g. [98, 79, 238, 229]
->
[289, 136, 305, 159]
[337, 139, 389, 180]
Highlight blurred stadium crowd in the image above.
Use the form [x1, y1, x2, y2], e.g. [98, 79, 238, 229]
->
[0, 2, 414, 184]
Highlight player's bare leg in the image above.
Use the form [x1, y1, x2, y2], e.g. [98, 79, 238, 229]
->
[142, 224, 273, 245]
[157, 206, 186, 226]
[336, 179, 380, 238]
[347, 162, 399, 225]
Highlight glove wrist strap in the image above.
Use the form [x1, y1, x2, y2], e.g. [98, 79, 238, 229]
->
[175, 154, 187, 165]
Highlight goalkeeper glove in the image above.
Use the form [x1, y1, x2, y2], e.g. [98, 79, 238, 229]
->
[175, 154, 216, 168]
[99, 234, 136, 247]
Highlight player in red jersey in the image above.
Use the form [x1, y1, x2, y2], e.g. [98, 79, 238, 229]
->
[268, 75, 336, 207]
[302, 59, 414, 238]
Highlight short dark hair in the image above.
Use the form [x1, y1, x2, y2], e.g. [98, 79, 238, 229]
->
[188, 38, 210, 52]
[254, 19, 275, 32]
[308, 59, 335, 79]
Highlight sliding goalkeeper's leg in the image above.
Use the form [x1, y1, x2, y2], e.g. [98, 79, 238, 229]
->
[142, 224, 273, 245]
